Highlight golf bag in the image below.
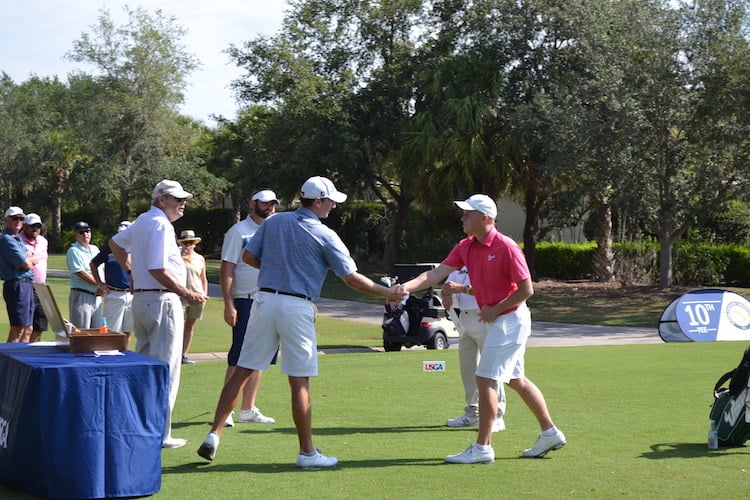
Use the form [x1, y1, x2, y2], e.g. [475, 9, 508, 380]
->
[709, 345, 750, 447]
[382, 296, 424, 337]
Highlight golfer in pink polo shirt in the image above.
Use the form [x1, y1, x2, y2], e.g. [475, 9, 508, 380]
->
[399, 194, 566, 464]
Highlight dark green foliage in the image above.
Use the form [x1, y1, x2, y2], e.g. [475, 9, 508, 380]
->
[533, 241, 750, 287]
[673, 243, 730, 287]
[174, 207, 236, 257]
[534, 242, 596, 280]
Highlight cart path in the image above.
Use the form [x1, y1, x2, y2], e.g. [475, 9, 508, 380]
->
[188, 288, 661, 361]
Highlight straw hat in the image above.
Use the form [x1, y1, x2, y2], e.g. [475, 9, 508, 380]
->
[177, 229, 201, 244]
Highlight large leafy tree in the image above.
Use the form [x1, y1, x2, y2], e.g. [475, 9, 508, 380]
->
[65, 6, 213, 220]
[228, 0, 437, 268]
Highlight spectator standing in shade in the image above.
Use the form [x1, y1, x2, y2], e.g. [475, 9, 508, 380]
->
[90, 221, 133, 334]
[66, 221, 101, 329]
[178, 229, 208, 365]
[218, 189, 278, 426]
[110, 179, 206, 449]
[20, 213, 48, 342]
[0, 206, 38, 342]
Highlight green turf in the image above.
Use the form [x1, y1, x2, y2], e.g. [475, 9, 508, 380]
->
[4, 342, 749, 498]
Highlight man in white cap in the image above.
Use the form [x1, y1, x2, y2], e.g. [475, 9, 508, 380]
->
[218, 188, 279, 427]
[110, 180, 207, 449]
[198, 176, 405, 467]
[0, 206, 39, 342]
[397, 194, 566, 463]
[21, 213, 49, 342]
[90, 221, 133, 334]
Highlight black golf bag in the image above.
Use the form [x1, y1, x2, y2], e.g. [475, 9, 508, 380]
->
[709, 345, 750, 447]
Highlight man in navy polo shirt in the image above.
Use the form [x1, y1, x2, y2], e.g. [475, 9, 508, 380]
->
[0, 206, 39, 342]
[91, 221, 133, 333]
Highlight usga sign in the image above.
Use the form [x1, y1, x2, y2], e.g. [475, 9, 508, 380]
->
[423, 361, 446, 372]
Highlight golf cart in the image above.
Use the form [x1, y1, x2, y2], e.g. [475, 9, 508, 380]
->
[381, 263, 458, 352]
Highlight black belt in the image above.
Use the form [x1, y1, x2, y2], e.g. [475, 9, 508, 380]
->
[454, 308, 461, 316]
[259, 287, 312, 301]
[107, 286, 130, 292]
[133, 288, 172, 293]
[71, 287, 97, 296]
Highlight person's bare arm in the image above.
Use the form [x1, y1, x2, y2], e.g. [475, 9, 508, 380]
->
[109, 240, 130, 271]
[341, 272, 406, 302]
[242, 250, 260, 269]
[401, 263, 456, 295]
[219, 260, 237, 325]
[478, 278, 534, 323]
[149, 268, 206, 306]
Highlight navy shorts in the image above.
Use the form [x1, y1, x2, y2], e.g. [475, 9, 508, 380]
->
[3, 280, 34, 327]
[32, 288, 48, 332]
[228, 298, 253, 366]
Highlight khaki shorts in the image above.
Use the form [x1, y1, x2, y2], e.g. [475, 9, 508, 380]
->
[184, 302, 205, 321]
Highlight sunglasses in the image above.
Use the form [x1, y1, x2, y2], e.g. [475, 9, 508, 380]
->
[180, 241, 196, 246]
[77, 229, 91, 234]
[28, 224, 42, 229]
[11, 216, 25, 221]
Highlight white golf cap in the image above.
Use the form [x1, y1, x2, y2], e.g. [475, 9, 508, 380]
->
[5, 206, 24, 218]
[24, 213, 42, 225]
[454, 194, 497, 219]
[300, 176, 347, 203]
[251, 190, 279, 203]
[151, 179, 193, 201]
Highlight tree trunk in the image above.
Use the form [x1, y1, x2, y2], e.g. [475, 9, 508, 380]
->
[594, 203, 615, 282]
[50, 196, 63, 253]
[522, 186, 541, 281]
[658, 238, 674, 289]
[382, 200, 408, 272]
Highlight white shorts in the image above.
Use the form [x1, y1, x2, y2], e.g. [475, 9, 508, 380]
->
[237, 291, 318, 377]
[475, 304, 531, 383]
[103, 290, 133, 333]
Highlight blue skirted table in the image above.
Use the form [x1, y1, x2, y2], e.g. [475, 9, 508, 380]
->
[0, 343, 168, 499]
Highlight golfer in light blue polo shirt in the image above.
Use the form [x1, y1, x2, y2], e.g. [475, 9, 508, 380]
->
[198, 176, 406, 469]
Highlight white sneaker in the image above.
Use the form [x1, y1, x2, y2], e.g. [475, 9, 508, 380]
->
[446, 415, 479, 427]
[296, 449, 338, 469]
[224, 411, 235, 427]
[162, 436, 187, 449]
[445, 444, 495, 464]
[238, 407, 275, 424]
[197, 432, 220, 461]
[492, 416, 506, 432]
[522, 428, 567, 458]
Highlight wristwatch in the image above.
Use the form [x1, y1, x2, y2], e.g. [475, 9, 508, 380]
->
[465, 284, 473, 295]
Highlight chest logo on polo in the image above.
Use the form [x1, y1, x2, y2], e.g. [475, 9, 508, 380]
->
[487, 254, 496, 262]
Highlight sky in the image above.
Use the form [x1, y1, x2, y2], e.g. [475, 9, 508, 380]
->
[1, 0, 288, 125]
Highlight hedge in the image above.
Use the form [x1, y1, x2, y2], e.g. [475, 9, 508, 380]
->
[534, 241, 750, 287]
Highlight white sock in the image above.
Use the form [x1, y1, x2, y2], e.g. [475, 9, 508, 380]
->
[542, 427, 558, 437]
